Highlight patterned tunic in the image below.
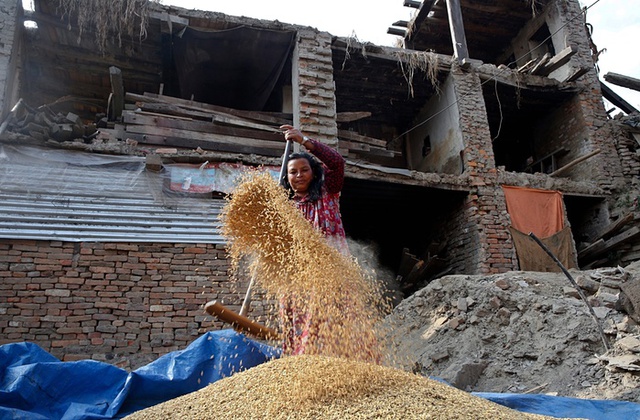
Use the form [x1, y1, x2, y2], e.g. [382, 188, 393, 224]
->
[281, 138, 349, 355]
[292, 139, 349, 255]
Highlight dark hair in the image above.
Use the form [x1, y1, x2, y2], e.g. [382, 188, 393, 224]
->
[282, 152, 324, 201]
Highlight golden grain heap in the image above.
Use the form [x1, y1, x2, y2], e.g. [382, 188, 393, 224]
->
[220, 171, 386, 361]
[124, 355, 569, 420]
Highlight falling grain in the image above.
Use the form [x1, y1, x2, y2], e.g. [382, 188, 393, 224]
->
[220, 171, 387, 361]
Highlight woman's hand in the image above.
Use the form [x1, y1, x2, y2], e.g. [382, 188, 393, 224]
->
[279, 124, 304, 144]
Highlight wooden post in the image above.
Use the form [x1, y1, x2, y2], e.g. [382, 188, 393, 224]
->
[108, 66, 124, 121]
[445, 0, 469, 66]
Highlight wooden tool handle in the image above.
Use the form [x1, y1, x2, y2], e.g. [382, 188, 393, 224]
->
[204, 300, 279, 340]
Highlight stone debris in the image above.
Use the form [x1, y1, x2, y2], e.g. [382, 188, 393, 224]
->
[383, 263, 640, 402]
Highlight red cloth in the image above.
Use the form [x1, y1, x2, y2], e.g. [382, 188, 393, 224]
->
[293, 139, 349, 255]
[502, 186, 564, 238]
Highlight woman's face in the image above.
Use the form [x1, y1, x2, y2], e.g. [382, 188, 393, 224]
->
[287, 157, 313, 195]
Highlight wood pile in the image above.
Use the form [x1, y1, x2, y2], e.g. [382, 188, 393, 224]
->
[578, 212, 640, 269]
[396, 246, 449, 295]
[104, 92, 293, 157]
[515, 45, 580, 79]
[0, 98, 100, 143]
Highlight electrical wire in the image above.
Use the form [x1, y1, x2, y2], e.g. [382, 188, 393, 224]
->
[391, 0, 604, 142]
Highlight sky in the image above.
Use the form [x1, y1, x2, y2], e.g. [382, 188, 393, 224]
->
[158, 0, 640, 112]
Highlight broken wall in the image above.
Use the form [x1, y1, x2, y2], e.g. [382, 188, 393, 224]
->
[408, 74, 464, 174]
[0, 0, 23, 120]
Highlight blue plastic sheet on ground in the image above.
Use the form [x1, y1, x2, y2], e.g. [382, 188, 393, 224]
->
[2, 332, 640, 420]
[474, 392, 640, 420]
[0, 329, 279, 419]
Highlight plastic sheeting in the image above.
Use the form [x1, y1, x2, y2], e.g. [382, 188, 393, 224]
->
[0, 330, 279, 420]
[474, 392, 640, 420]
[2, 331, 640, 420]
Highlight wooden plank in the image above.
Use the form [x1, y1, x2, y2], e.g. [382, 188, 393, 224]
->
[600, 82, 639, 115]
[135, 102, 280, 133]
[108, 66, 124, 120]
[139, 92, 293, 126]
[445, 0, 470, 65]
[580, 227, 640, 263]
[563, 66, 591, 83]
[604, 72, 640, 93]
[550, 149, 600, 177]
[529, 53, 551, 75]
[108, 127, 284, 157]
[337, 139, 370, 152]
[123, 124, 285, 150]
[337, 129, 387, 147]
[578, 239, 605, 261]
[538, 46, 578, 76]
[598, 227, 640, 258]
[336, 111, 372, 122]
[398, 248, 419, 278]
[589, 212, 635, 242]
[122, 111, 284, 142]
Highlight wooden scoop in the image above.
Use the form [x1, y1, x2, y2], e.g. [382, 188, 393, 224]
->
[204, 300, 279, 340]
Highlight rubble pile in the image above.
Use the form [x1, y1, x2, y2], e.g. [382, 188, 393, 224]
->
[383, 261, 640, 402]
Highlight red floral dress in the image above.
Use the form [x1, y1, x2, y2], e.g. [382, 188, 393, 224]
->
[292, 139, 349, 256]
[281, 139, 349, 355]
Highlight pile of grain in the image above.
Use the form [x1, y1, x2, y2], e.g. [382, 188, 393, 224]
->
[124, 355, 568, 419]
[220, 172, 387, 361]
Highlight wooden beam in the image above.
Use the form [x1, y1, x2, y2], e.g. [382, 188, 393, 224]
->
[387, 27, 407, 37]
[529, 53, 552, 75]
[140, 92, 292, 126]
[123, 123, 284, 150]
[589, 212, 635, 242]
[108, 66, 124, 121]
[537, 46, 578, 76]
[338, 129, 387, 147]
[336, 111, 372, 123]
[600, 82, 639, 114]
[122, 111, 284, 142]
[595, 227, 640, 260]
[148, 11, 190, 26]
[550, 149, 600, 177]
[404, 0, 422, 9]
[445, 0, 470, 66]
[604, 72, 640, 93]
[392, 20, 410, 28]
[562, 66, 591, 83]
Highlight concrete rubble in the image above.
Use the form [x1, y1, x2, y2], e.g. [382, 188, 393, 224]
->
[384, 261, 640, 402]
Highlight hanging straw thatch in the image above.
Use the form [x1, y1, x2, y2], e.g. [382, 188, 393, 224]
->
[55, 0, 158, 53]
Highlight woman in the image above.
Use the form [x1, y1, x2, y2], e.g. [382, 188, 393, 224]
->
[279, 124, 349, 255]
[278, 124, 350, 355]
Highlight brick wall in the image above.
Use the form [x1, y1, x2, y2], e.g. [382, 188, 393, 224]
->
[0, 239, 260, 369]
[292, 29, 338, 146]
[447, 65, 517, 274]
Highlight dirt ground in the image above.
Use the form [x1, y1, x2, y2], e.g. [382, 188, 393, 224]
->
[382, 261, 640, 403]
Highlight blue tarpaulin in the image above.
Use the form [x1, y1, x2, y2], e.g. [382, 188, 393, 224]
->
[0, 330, 279, 419]
[1, 330, 640, 419]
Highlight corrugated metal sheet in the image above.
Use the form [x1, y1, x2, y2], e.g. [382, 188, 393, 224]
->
[0, 145, 225, 243]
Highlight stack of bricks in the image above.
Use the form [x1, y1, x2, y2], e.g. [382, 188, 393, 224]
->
[0, 239, 255, 369]
[292, 29, 338, 147]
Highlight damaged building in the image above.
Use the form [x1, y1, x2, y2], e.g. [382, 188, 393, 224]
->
[0, 0, 638, 366]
